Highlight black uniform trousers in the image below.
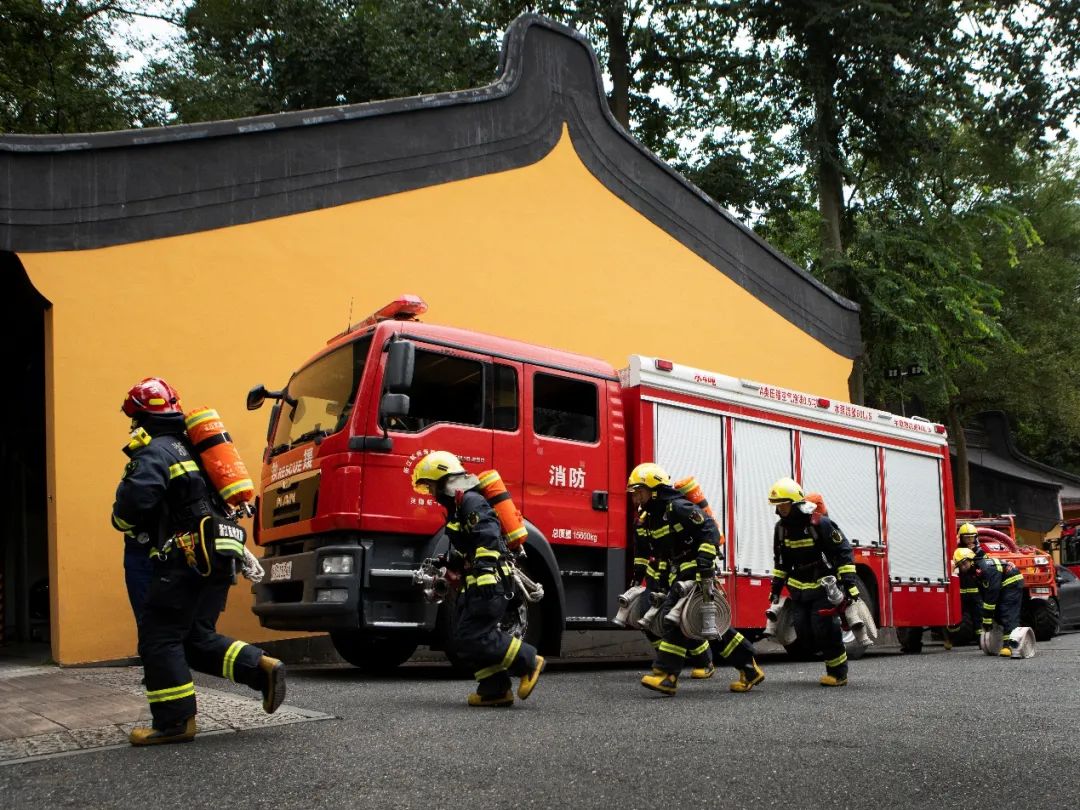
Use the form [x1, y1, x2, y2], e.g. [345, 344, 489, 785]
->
[789, 591, 848, 678]
[139, 555, 264, 729]
[709, 629, 754, 670]
[993, 584, 1023, 635]
[453, 582, 538, 697]
[653, 585, 713, 675]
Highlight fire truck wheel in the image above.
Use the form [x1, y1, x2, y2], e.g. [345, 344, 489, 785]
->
[328, 630, 419, 672]
[949, 613, 976, 646]
[1027, 597, 1060, 641]
[895, 626, 924, 654]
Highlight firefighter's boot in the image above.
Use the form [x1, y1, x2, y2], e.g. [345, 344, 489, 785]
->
[258, 655, 287, 714]
[129, 716, 197, 746]
[518, 655, 546, 700]
[819, 674, 848, 687]
[730, 660, 765, 693]
[641, 672, 678, 696]
[942, 637, 953, 651]
[690, 663, 716, 680]
[467, 690, 514, 707]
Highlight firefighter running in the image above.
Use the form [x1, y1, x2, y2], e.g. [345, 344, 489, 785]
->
[111, 378, 285, 745]
[768, 477, 857, 687]
[411, 451, 545, 707]
[630, 463, 764, 696]
[952, 546, 1025, 657]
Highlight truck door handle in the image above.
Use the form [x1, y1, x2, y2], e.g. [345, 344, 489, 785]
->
[592, 491, 609, 511]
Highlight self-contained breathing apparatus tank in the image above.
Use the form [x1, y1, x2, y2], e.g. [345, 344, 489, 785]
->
[477, 469, 528, 550]
[184, 407, 255, 512]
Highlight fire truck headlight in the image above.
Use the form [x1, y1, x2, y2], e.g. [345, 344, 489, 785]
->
[316, 588, 349, 603]
[1034, 556, 1049, 566]
[321, 555, 354, 575]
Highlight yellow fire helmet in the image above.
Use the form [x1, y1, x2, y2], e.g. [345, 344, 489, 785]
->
[952, 547, 976, 569]
[957, 522, 978, 538]
[411, 450, 466, 495]
[768, 477, 805, 504]
[627, 463, 672, 491]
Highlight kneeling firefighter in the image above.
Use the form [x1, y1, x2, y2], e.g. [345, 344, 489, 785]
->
[768, 477, 856, 687]
[411, 451, 545, 707]
[111, 378, 285, 745]
[945, 523, 983, 649]
[952, 547, 1025, 657]
[631, 463, 764, 696]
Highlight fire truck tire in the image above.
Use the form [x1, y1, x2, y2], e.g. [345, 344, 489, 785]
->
[328, 630, 418, 672]
[949, 613, 976, 646]
[1027, 597, 1060, 641]
[895, 626, 924, 654]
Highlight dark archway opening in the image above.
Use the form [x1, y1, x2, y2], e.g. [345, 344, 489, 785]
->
[0, 252, 50, 653]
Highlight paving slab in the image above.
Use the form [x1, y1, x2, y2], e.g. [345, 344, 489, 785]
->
[0, 662, 331, 765]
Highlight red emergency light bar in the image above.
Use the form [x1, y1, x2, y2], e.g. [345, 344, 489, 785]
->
[655, 359, 674, 372]
[331, 295, 428, 342]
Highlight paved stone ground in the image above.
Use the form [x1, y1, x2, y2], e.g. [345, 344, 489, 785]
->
[0, 663, 331, 765]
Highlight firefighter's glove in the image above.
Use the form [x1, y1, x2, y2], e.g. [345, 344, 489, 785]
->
[769, 589, 782, 605]
[696, 558, 715, 580]
[632, 564, 647, 584]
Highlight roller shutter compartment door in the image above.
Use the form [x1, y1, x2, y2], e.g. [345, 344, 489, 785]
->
[800, 434, 881, 547]
[883, 450, 947, 582]
[732, 420, 792, 576]
[654, 404, 726, 535]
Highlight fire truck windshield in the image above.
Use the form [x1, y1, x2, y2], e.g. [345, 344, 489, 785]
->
[271, 337, 372, 450]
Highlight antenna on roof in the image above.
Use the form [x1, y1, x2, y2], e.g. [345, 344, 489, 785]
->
[346, 297, 353, 333]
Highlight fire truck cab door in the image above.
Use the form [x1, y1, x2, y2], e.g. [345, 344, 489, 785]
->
[363, 342, 494, 536]
[522, 365, 609, 547]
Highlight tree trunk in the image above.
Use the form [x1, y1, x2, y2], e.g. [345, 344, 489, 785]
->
[806, 30, 845, 266]
[806, 28, 861, 401]
[948, 401, 970, 510]
[603, 1, 631, 129]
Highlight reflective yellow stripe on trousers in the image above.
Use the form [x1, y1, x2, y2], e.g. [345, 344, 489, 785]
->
[222, 640, 248, 682]
[146, 681, 195, 703]
[475, 636, 522, 681]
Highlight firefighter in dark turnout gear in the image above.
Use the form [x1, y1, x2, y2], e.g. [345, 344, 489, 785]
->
[111, 378, 286, 745]
[768, 477, 855, 687]
[412, 451, 544, 707]
[944, 523, 983, 649]
[952, 547, 1024, 657]
[631, 464, 764, 696]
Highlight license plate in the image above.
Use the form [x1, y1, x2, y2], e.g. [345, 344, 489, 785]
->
[270, 561, 293, 582]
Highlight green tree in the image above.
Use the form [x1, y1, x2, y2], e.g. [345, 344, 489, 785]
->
[0, 0, 154, 133]
[144, 0, 502, 122]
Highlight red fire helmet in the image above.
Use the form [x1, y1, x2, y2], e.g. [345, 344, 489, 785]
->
[121, 377, 182, 417]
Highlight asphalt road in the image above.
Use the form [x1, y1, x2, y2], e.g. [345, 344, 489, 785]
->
[4, 632, 1079, 810]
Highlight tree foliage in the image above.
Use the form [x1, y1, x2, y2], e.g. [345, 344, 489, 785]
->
[142, 1, 501, 121]
[0, 0, 151, 133]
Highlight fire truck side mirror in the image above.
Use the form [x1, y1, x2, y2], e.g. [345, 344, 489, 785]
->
[385, 339, 415, 393]
[247, 384, 285, 411]
[380, 392, 410, 420]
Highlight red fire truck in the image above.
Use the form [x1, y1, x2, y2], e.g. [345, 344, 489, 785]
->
[954, 510, 1060, 640]
[247, 296, 957, 670]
